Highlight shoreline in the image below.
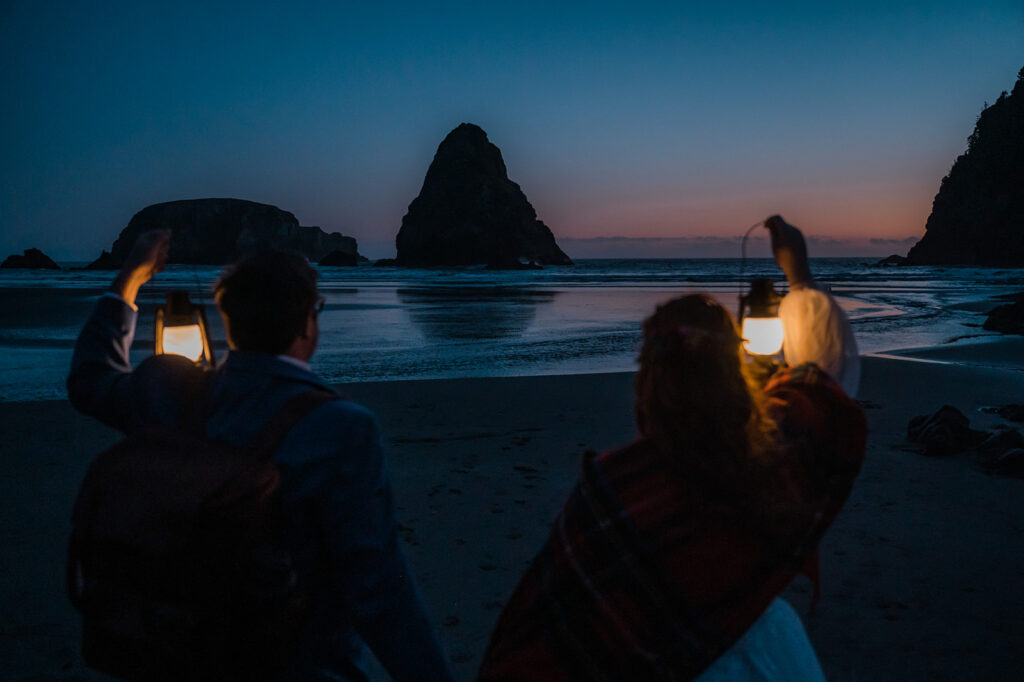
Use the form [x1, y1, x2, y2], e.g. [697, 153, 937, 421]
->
[2, 349, 1023, 680]
[5, 333, 1023, 406]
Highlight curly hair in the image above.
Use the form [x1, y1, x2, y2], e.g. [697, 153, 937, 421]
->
[635, 294, 779, 501]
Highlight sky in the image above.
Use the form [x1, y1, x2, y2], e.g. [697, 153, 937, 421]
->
[1, 2, 1022, 261]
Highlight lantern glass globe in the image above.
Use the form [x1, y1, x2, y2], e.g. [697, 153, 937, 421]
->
[741, 317, 784, 356]
[161, 324, 205, 362]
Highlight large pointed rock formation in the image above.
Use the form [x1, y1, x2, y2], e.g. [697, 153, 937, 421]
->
[86, 198, 360, 268]
[906, 67, 1024, 266]
[395, 123, 572, 267]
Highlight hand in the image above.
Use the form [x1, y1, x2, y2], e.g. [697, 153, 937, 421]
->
[764, 215, 813, 287]
[111, 229, 171, 305]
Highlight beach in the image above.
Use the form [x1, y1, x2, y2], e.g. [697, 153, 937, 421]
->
[2, 338, 1023, 681]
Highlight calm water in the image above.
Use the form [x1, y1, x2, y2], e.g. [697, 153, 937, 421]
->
[2, 258, 1023, 401]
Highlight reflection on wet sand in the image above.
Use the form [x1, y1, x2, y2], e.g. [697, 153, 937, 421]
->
[397, 287, 557, 340]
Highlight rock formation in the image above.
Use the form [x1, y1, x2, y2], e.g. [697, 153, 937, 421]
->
[983, 292, 1024, 335]
[905, 67, 1024, 265]
[395, 123, 572, 268]
[85, 199, 360, 269]
[907, 405, 984, 457]
[319, 250, 358, 266]
[908, 404, 1024, 478]
[874, 254, 908, 267]
[1, 248, 60, 269]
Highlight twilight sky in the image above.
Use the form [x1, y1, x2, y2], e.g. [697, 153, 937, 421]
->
[2, 2, 1022, 260]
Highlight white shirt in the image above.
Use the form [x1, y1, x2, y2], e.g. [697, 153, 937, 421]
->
[779, 282, 860, 398]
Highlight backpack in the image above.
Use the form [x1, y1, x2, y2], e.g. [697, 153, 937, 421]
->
[67, 388, 338, 681]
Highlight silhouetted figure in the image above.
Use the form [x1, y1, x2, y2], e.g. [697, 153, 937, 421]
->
[67, 231, 454, 681]
[478, 216, 866, 681]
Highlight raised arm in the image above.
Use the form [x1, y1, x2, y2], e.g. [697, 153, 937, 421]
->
[67, 230, 181, 430]
[764, 215, 860, 397]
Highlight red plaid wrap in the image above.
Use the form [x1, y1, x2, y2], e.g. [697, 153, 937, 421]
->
[479, 363, 867, 681]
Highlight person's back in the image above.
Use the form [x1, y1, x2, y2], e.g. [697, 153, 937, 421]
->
[478, 216, 866, 681]
[67, 231, 455, 681]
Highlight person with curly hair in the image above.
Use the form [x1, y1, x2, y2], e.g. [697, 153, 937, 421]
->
[478, 216, 866, 681]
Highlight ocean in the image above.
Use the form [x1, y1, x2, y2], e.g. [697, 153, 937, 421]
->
[1, 258, 1022, 401]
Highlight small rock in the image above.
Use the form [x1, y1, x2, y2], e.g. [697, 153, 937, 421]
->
[996, 404, 1024, 422]
[970, 426, 1024, 477]
[1, 248, 60, 269]
[874, 254, 908, 267]
[907, 405, 985, 456]
[989, 448, 1024, 478]
[319, 250, 359, 266]
[983, 301, 1024, 335]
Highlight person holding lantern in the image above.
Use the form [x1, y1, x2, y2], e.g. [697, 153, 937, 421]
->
[477, 215, 866, 681]
[67, 231, 455, 681]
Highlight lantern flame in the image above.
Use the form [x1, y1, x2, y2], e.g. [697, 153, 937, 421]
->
[161, 324, 205, 362]
[741, 317, 784, 356]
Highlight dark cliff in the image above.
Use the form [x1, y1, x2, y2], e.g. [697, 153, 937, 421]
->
[395, 123, 572, 267]
[86, 198, 360, 269]
[1, 248, 60, 269]
[906, 67, 1024, 266]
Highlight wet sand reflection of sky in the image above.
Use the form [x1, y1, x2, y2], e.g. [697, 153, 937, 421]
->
[398, 287, 558, 341]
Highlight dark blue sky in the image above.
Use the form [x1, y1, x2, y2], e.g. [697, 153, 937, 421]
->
[2, 2, 1021, 260]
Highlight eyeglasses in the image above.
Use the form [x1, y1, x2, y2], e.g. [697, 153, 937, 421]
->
[313, 296, 326, 317]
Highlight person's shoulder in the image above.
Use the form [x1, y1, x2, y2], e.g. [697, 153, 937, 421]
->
[314, 395, 376, 422]
[765, 362, 831, 391]
[127, 354, 209, 424]
[292, 394, 381, 443]
[766, 362, 862, 409]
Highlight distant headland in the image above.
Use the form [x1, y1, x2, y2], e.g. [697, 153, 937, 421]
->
[899, 66, 1024, 266]
[82, 198, 362, 269]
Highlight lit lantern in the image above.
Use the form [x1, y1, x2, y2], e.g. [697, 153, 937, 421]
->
[155, 291, 214, 365]
[738, 278, 784, 357]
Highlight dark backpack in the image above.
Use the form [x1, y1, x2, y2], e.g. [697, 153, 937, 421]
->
[67, 389, 337, 681]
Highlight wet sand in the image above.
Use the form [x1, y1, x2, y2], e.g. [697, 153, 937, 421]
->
[2, 342, 1023, 680]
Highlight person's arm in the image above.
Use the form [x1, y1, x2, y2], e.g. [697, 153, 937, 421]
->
[313, 408, 455, 681]
[67, 230, 173, 430]
[765, 215, 860, 397]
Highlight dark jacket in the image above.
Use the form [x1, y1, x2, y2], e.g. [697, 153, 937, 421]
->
[68, 294, 454, 681]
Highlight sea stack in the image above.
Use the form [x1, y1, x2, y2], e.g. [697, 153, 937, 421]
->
[1, 248, 60, 270]
[85, 198, 361, 268]
[395, 123, 572, 268]
[905, 67, 1024, 266]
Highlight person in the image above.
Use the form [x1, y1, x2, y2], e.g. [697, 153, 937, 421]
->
[67, 230, 455, 682]
[477, 215, 867, 681]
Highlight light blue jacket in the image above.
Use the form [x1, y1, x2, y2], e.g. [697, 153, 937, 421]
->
[68, 294, 455, 682]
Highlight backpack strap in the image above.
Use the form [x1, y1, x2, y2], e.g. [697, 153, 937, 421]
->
[250, 390, 341, 460]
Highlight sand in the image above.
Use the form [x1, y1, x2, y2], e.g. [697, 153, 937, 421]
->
[2, 340, 1023, 681]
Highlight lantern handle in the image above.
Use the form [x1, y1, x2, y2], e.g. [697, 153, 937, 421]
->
[738, 220, 764, 321]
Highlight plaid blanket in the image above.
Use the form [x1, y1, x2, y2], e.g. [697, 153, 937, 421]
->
[478, 363, 866, 681]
